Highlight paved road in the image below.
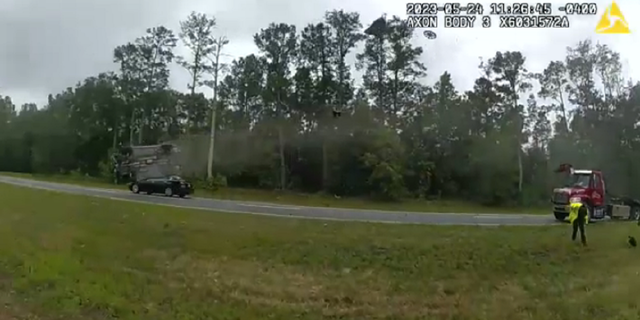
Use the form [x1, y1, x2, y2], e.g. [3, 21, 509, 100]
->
[0, 175, 560, 226]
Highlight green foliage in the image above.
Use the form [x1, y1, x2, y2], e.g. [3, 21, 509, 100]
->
[362, 153, 406, 200]
[98, 160, 114, 183]
[0, 15, 637, 208]
[360, 129, 407, 200]
[68, 169, 85, 179]
[193, 173, 228, 191]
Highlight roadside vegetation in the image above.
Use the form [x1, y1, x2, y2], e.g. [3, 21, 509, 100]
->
[0, 10, 637, 212]
[0, 183, 637, 320]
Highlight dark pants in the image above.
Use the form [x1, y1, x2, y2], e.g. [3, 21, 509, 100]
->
[572, 217, 587, 245]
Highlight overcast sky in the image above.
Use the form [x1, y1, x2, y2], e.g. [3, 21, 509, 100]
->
[0, 0, 638, 107]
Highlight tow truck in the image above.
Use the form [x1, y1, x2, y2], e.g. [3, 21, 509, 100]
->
[551, 163, 640, 222]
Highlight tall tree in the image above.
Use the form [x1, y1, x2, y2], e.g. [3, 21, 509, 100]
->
[218, 54, 265, 131]
[357, 14, 388, 117]
[113, 43, 144, 144]
[204, 36, 229, 180]
[536, 61, 569, 132]
[135, 26, 177, 144]
[177, 12, 216, 132]
[325, 10, 364, 109]
[594, 43, 623, 102]
[385, 15, 426, 128]
[0, 96, 16, 132]
[254, 23, 298, 189]
[299, 21, 336, 190]
[482, 51, 532, 198]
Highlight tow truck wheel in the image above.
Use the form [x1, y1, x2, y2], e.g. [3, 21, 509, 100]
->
[585, 203, 595, 221]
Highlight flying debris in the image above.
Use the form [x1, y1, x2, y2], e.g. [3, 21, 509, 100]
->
[629, 236, 637, 248]
[423, 30, 437, 40]
[365, 14, 387, 36]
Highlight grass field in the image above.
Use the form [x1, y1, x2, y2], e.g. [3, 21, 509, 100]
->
[0, 183, 638, 319]
[0, 172, 548, 215]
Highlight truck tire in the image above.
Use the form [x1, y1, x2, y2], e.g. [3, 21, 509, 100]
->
[585, 203, 595, 221]
[554, 212, 567, 221]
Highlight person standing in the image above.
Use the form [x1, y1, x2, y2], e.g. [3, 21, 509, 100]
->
[569, 202, 588, 246]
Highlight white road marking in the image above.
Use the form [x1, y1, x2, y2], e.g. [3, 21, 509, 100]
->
[237, 203, 301, 210]
[475, 213, 543, 217]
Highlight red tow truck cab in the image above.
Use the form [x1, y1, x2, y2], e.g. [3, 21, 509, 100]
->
[551, 164, 640, 221]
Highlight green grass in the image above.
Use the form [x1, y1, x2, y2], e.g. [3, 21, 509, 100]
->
[0, 183, 638, 319]
[0, 172, 548, 215]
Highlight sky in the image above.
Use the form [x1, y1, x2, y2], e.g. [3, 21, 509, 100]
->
[0, 0, 638, 108]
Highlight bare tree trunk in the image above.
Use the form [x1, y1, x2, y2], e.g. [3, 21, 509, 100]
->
[376, 36, 384, 109]
[321, 111, 332, 191]
[207, 38, 225, 179]
[516, 107, 524, 200]
[112, 126, 119, 184]
[278, 125, 286, 189]
[112, 126, 118, 150]
[138, 112, 144, 145]
[518, 147, 523, 193]
[207, 101, 217, 179]
[322, 138, 328, 189]
[186, 68, 198, 137]
[559, 91, 569, 133]
[129, 109, 135, 145]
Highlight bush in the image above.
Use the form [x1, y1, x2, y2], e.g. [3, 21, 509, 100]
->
[193, 174, 228, 191]
[362, 152, 407, 201]
[97, 160, 115, 183]
[68, 169, 84, 179]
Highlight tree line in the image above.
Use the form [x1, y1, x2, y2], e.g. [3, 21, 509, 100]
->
[0, 10, 638, 206]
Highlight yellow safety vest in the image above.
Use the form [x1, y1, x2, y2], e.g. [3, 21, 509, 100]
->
[568, 202, 589, 225]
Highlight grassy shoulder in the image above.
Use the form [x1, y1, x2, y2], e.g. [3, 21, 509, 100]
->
[0, 183, 637, 319]
[0, 172, 548, 215]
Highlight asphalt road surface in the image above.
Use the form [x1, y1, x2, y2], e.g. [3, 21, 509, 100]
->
[0, 175, 560, 226]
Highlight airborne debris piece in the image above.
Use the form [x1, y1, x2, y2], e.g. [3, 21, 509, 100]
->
[113, 143, 182, 183]
[365, 14, 387, 36]
[629, 236, 637, 247]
